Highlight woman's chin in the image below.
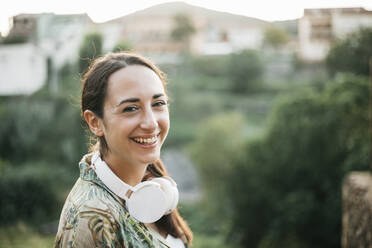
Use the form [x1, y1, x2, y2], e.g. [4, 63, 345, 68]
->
[137, 153, 160, 165]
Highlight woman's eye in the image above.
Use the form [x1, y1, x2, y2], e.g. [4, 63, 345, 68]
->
[123, 106, 138, 112]
[153, 101, 167, 107]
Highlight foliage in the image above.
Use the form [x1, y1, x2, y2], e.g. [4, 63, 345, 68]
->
[187, 112, 246, 231]
[57, 62, 81, 97]
[170, 13, 196, 44]
[189, 55, 230, 78]
[263, 26, 289, 48]
[326, 27, 372, 76]
[78, 32, 103, 74]
[226, 74, 370, 247]
[0, 223, 55, 247]
[112, 40, 132, 53]
[164, 54, 271, 146]
[193, 234, 239, 248]
[0, 162, 59, 225]
[228, 49, 264, 93]
[0, 94, 85, 227]
[1, 35, 28, 44]
[0, 96, 86, 166]
[178, 202, 215, 235]
[165, 72, 228, 146]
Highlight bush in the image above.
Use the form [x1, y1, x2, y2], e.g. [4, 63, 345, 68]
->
[190, 55, 230, 78]
[171, 13, 196, 42]
[263, 26, 289, 49]
[0, 96, 86, 166]
[228, 50, 264, 93]
[188, 112, 246, 231]
[1, 35, 28, 44]
[78, 32, 103, 74]
[112, 40, 132, 52]
[326, 27, 372, 76]
[0, 163, 59, 226]
[226, 74, 370, 247]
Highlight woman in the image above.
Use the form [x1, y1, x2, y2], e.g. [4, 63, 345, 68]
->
[55, 52, 193, 247]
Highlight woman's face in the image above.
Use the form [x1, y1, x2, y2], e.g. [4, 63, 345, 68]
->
[100, 65, 169, 167]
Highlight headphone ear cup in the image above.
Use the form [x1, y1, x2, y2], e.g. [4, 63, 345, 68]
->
[169, 184, 179, 212]
[126, 182, 167, 224]
[164, 177, 179, 213]
[151, 177, 179, 214]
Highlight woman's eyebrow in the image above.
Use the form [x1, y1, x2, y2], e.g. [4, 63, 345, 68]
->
[153, 93, 165, 99]
[116, 94, 165, 107]
[116, 98, 139, 107]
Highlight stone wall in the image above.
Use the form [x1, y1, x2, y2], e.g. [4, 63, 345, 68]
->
[342, 171, 372, 248]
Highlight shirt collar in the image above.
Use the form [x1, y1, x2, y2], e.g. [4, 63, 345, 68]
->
[78, 152, 124, 205]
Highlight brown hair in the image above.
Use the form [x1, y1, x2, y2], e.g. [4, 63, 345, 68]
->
[81, 52, 193, 245]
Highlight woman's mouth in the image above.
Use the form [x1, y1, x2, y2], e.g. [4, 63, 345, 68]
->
[131, 135, 158, 145]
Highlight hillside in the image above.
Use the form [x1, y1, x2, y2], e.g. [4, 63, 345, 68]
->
[106, 1, 270, 27]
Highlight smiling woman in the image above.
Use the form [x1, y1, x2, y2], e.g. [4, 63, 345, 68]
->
[54, 52, 192, 248]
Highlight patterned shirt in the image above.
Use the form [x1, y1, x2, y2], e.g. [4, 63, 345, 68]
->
[55, 153, 183, 248]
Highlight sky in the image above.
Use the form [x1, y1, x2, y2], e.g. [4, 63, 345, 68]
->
[1, 0, 372, 35]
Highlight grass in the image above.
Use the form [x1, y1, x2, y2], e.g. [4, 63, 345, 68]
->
[0, 223, 55, 248]
[0, 222, 237, 248]
[192, 233, 239, 248]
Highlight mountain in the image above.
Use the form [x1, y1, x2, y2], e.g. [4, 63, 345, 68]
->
[105, 1, 270, 27]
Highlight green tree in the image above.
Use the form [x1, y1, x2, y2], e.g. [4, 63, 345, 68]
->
[190, 55, 230, 78]
[263, 26, 289, 49]
[226, 74, 370, 247]
[188, 112, 245, 233]
[1, 34, 28, 44]
[170, 13, 196, 50]
[78, 32, 103, 74]
[0, 162, 59, 225]
[0, 95, 84, 226]
[0, 96, 86, 166]
[228, 49, 264, 93]
[112, 40, 132, 52]
[326, 27, 372, 76]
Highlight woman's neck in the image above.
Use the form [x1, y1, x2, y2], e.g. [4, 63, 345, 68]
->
[103, 152, 148, 187]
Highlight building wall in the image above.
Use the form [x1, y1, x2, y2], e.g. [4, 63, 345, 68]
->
[0, 13, 92, 95]
[37, 14, 93, 68]
[0, 44, 46, 95]
[1, 4, 269, 94]
[298, 8, 372, 62]
[332, 14, 372, 38]
[7, 14, 38, 40]
[298, 16, 330, 61]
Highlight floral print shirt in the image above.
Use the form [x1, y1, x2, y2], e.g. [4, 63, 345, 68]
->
[55, 153, 180, 248]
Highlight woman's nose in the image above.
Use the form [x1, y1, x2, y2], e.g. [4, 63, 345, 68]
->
[140, 109, 158, 131]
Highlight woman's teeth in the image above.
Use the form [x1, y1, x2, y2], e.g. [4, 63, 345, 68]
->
[133, 136, 157, 144]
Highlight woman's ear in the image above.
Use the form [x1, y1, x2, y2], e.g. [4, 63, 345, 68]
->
[83, 110, 104, 137]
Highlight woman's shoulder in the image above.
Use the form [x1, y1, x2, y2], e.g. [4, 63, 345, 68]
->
[55, 153, 174, 248]
[55, 179, 124, 247]
[62, 177, 125, 220]
[55, 179, 170, 248]
[69, 154, 126, 214]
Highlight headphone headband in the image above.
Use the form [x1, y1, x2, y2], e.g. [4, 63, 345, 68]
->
[92, 151, 133, 200]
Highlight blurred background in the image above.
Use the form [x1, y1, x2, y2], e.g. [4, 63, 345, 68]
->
[0, 1, 371, 247]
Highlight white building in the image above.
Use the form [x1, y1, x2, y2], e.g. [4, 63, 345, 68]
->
[298, 7, 372, 62]
[36, 13, 93, 68]
[1, 3, 273, 94]
[0, 44, 46, 95]
[0, 13, 92, 95]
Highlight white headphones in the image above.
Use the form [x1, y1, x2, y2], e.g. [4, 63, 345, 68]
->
[91, 151, 179, 223]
